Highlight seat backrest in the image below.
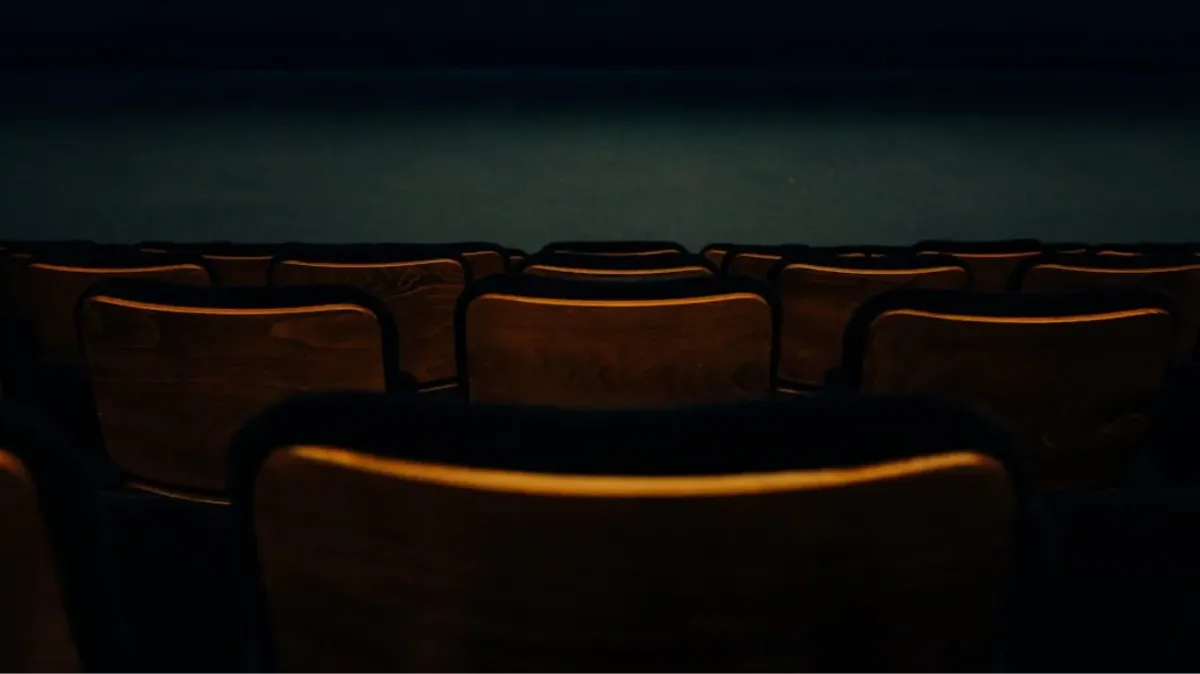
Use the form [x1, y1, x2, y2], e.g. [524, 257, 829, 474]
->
[444, 242, 509, 279]
[699, 243, 734, 269]
[231, 391, 1023, 673]
[1, 241, 96, 320]
[914, 239, 1044, 292]
[519, 252, 716, 281]
[503, 249, 527, 272]
[0, 404, 132, 671]
[723, 244, 811, 279]
[539, 240, 688, 257]
[270, 244, 469, 387]
[139, 242, 277, 286]
[1042, 242, 1091, 255]
[1013, 253, 1200, 358]
[1089, 242, 1200, 257]
[809, 245, 911, 259]
[843, 288, 1177, 490]
[773, 254, 971, 388]
[25, 251, 212, 365]
[458, 274, 778, 406]
[78, 280, 397, 496]
[0, 449, 79, 671]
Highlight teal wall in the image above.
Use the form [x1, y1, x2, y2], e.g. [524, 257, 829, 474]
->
[3, 71, 1198, 251]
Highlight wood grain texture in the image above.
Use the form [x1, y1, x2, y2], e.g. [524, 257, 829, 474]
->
[465, 294, 773, 406]
[1021, 264, 1200, 357]
[777, 265, 968, 387]
[859, 310, 1176, 490]
[202, 255, 273, 286]
[78, 299, 388, 492]
[462, 251, 507, 279]
[253, 447, 1014, 672]
[26, 264, 211, 365]
[0, 450, 78, 672]
[272, 259, 466, 384]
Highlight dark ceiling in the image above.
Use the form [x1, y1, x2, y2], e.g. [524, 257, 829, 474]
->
[2, 1, 1199, 70]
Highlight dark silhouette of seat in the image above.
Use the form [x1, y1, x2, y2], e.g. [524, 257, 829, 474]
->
[914, 239, 1044, 292]
[26, 247, 213, 367]
[539, 240, 688, 257]
[518, 251, 716, 281]
[19, 246, 214, 454]
[722, 244, 811, 279]
[0, 403, 134, 671]
[139, 241, 277, 286]
[229, 391, 1024, 673]
[269, 244, 469, 389]
[445, 242, 509, 279]
[1089, 242, 1200, 257]
[77, 280, 400, 499]
[457, 274, 778, 406]
[1043, 243, 1091, 255]
[1012, 253, 1200, 359]
[700, 242, 735, 269]
[772, 253, 970, 389]
[503, 248, 528, 272]
[810, 245, 912, 259]
[842, 288, 1178, 490]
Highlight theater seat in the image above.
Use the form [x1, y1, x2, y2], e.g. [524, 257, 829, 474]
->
[78, 280, 400, 499]
[1090, 242, 1200, 257]
[230, 391, 1024, 672]
[22, 247, 213, 456]
[539, 240, 688, 257]
[518, 251, 716, 281]
[722, 244, 811, 279]
[914, 239, 1044, 292]
[699, 242, 734, 269]
[1012, 253, 1200, 359]
[0, 404, 133, 671]
[458, 274, 778, 406]
[270, 244, 469, 390]
[139, 242, 277, 286]
[503, 248, 528, 272]
[26, 248, 213, 367]
[772, 253, 970, 389]
[446, 242, 509, 279]
[809, 245, 911, 258]
[842, 287, 1177, 490]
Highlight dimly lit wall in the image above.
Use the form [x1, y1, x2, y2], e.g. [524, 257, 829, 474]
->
[2, 71, 1199, 250]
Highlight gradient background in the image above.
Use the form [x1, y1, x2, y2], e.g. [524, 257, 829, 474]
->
[3, 2, 1199, 248]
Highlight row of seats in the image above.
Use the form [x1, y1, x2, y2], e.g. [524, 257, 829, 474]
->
[1, 236, 1199, 671]
[0, 237, 1196, 501]
[0, 391, 1034, 672]
[7, 238, 1200, 392]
